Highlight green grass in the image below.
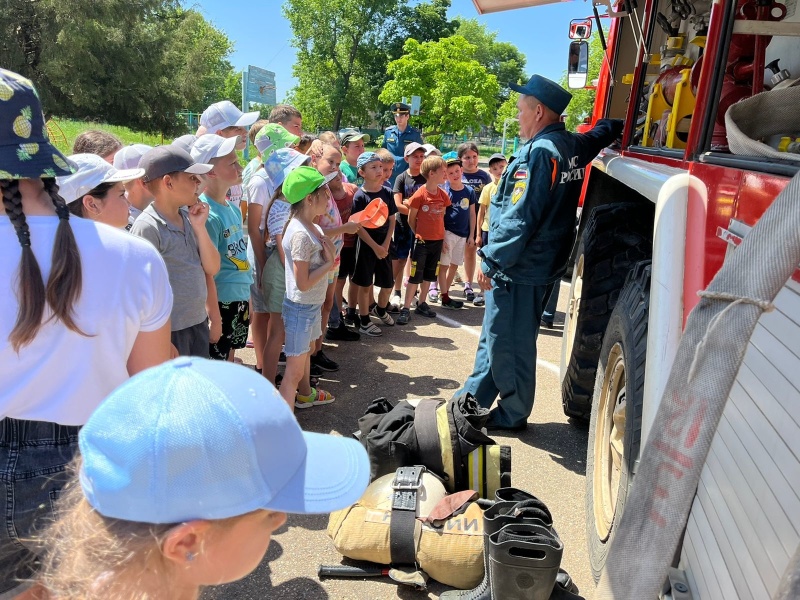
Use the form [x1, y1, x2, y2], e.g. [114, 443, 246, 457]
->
[45, 120, 513, 160]
[47, 118, 169, 156]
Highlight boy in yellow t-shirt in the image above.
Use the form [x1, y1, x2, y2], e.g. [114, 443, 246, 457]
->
[476, 153, 508, 249]
[474, 153, 507, 307]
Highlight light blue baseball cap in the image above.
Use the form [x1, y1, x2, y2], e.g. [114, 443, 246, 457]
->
[263, 147, 310, 197]
[78, 357, 370, 523]
[356, 151, 380, 170]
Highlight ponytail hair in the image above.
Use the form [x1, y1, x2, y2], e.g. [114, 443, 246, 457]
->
[1, 178, 86, 352]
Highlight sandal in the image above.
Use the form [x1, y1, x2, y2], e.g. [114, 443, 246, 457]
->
[295, 387, 335, 409]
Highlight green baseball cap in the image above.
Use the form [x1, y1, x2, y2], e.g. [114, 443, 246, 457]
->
[255, 123, 300, 158]
[283, 166, 338, 205]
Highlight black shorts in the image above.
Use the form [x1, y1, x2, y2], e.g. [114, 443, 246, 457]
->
[390, 222, 413, 260]
[210, 300, 250, 360]
[352, 237, 395, 289]
[338, 245, 356, 280]
[481, 231, 489, 247]
[409, 238, 443, 284]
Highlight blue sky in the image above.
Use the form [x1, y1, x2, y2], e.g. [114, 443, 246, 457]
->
[198, 0, 583, 102]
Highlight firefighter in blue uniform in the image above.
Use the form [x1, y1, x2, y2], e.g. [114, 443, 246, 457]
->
[382, 102, 424, 186]
[461, 75, 623, 431]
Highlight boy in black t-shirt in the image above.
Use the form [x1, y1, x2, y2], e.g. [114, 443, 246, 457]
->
[348, 152, 398, 337]
[390, 142, 426, 312]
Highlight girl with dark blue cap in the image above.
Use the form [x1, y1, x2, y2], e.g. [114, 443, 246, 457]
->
[0, 68, 173, 597]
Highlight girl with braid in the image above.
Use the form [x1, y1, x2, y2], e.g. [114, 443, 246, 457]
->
[0, 69, 174, 598]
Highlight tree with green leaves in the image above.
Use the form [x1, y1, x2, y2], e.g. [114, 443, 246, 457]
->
[455, 19, 526, 100]
[559, 32, 605, 131]
[284, 0, 399, 132]
[380, 36, 499, 135]
[284, 0, 458, 131]
[497, 91, 521, 140]
[0, 1, 236, 135]
[165, 9, 236, 111]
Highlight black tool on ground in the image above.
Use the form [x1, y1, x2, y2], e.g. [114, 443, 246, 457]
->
[318, 564, 389, 578]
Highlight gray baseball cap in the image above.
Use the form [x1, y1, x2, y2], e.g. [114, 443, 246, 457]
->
[140, 145, 213, 183]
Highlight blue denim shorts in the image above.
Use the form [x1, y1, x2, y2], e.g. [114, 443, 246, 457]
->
[281, 298, 322, 357]
[0, 418, 80, 596]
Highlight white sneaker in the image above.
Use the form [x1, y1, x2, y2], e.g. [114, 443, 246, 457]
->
[359, 321, 383, 337]
[388, 294, 402, 314]
[371, 306, 395, 326]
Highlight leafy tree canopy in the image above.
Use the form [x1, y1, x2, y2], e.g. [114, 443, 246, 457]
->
[496, 91, 521, 139]
[284, 0, 458, 132]
[380, 36, 499, 135]
[455, 18, 526, 100]
[0, 1, 236, 135]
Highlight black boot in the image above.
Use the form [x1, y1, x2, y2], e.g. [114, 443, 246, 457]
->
[494, 489, 582, 597]
[488, 523, 563, 600]
[495, 487, 538, 503]
[440, 497, 554, 599]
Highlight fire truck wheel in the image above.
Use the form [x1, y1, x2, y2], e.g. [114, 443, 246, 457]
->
[560, 202, 653, 420]
[585, 260, 650, 581]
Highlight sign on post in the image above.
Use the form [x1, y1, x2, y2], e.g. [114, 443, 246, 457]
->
[244, 66, 277, 107]
[410, 95, 421, 116]
[241, 66, 276, 159]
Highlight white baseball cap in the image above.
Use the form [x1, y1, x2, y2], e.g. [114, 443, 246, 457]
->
[57, 154, 145, 204]
[422, 143, 441, 157]
[199, 101, 259, 134]
[172, 134, 197, 154]
[404, 142, 425, 157]
[113, 144, 152, 171]
[190, 134, 238, 165]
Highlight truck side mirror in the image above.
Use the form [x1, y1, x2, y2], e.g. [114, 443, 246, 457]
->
[568, 40, 589, 89]
[569, 18, 592, 40]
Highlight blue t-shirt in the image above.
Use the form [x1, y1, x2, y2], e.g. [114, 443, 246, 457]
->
[444, 186, 477, 238]
[463, 169, 492, 196]
[201, 194, 253, 302]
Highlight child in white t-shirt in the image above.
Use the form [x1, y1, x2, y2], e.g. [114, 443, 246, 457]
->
[280, 167, 338, 411]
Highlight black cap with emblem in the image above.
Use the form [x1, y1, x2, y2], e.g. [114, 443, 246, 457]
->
[391, 102, 411, 115]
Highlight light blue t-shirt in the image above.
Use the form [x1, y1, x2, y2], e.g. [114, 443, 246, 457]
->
[201, 194, 253, 303]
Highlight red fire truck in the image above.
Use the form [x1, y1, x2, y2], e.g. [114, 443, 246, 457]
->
[474, 1, 799, 597]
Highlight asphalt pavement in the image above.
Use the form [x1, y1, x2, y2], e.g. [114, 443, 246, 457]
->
[202, 280, 594, 600]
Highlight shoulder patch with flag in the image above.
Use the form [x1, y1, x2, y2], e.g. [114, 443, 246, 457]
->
[513, 169, 528, 180]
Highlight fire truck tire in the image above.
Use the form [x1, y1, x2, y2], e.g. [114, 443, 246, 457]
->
[585, 260, 650, 581]
[560, 202, 653, 420]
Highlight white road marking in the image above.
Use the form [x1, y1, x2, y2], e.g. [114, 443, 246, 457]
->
[435, 313, 561, 376]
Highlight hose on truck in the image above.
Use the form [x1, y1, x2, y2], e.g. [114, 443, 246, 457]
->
[596, 169, 800, 600]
